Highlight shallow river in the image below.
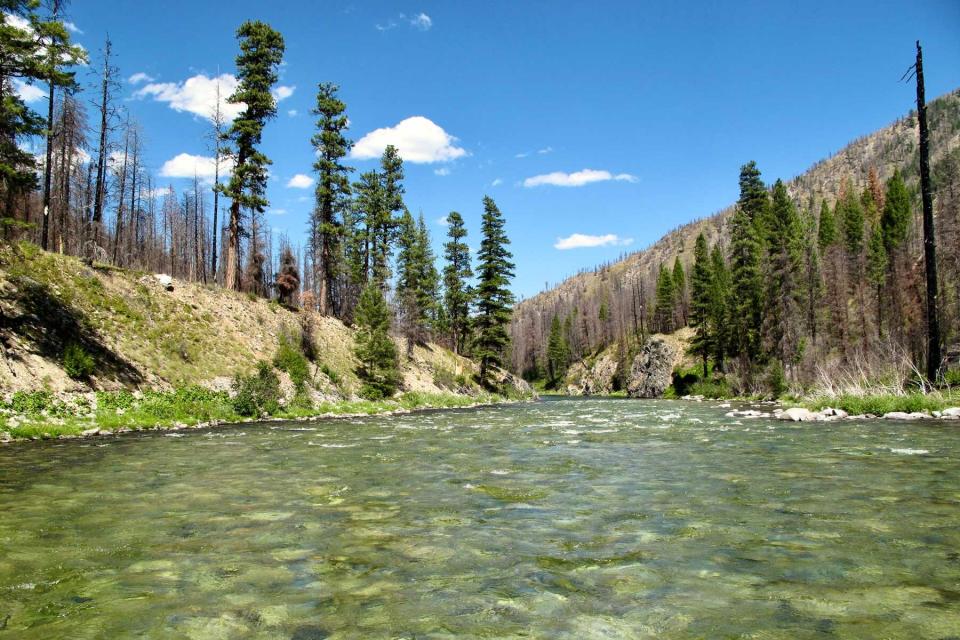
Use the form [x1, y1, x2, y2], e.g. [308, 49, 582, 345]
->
[1, 397, 959, 638]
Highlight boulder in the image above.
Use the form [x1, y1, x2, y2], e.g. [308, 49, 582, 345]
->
[883, 411, 930, 420]
[81, 427, 100, 436]
[778, 407, 821, 422]
[626, 337, 677, 398]
[941, 407, 960, 418]
[566, 353, 618, 396]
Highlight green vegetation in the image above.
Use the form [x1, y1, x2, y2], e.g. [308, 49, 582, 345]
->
[62, 343, 95, 379]
[231, 361, 282, 416]
[353, 282, 401, 400]
[473, 196, 515, 388]
[802, 390, 960, 416]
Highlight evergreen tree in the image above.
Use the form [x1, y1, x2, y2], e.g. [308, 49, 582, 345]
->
[881, 169, 910, 253]
[709, 245, 731, 371]
[353, 282, 400, 399]
[653, 263, 675, 333]
[672, 256, 687, 326]
[395, 210, 440, 355]
[800, 204, 823, 341]
[763, 179, 804, 363]
[442, 211, 473, 355]
[839, 182, 867, 343]
[817, 200, 837, 251]
[221, 21, 285, 291]
[689, 233, 713, 377]
[370, 145, 404, 290]
[351, 169, 382, 284]
[310, 82, 352, 316]
[546, 315, 570, 387]
[728, 161, 768, 361]
[866, 223, 887, 338]
[473, 196, 515, 388]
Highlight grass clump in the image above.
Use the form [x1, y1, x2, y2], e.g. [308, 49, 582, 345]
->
[273, 331, 310, 391]
[804, 390, 960, 416]
[63, 343, 95, 380]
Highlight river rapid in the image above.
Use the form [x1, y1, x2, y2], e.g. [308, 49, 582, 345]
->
[0, 397, 958, 638]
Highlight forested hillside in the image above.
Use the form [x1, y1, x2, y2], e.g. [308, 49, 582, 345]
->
[511, 89, 960, 394]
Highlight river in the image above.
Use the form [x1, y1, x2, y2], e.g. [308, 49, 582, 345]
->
[0, 397, 958, 638]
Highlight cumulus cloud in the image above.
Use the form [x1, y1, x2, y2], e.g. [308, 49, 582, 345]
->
[135, 73, 294, 122]
[286, 173, 314, 189]
[351, 116, 466, 164]
[434, 167, 450, 176]
[13, 80, 45, 103]
[491, 178, 503, 187]
[128, 72, 154, 85]
[159, 152, 233, 181]
[436, 216, 449, 226]
[554, 233, 634, 250]
[410, 12, 432, 30]
[523, 169, 637, 188]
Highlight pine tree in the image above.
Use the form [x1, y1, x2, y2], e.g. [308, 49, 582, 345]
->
[653, 263, 675, 333]
[546, 315, 570, 387]
[800, 204, 822, 341]
[473, 196, 515, 388]
[881, 169, 910, 253]
[354, 282, 400, 399]
[395, 210, 439, 355]
[763, 179, 804, 364]
[728, 161, 768, 361]
[672, 256, 687, 326]
[442, 211, 473, 355]
[370, 145, 404, 290]
[866, 223, 887, 338]
[839, 182, 867, 344]
[221, 21, 285, 291]
[709, 245, 731, 371]
[310, 82, 352, 316]
[689, 233, 713, 377]
[817, 199, 837, 252]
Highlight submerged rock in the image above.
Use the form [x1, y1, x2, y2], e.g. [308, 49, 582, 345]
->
[883, 411, 931, 420]
[626, 337, 677, 399]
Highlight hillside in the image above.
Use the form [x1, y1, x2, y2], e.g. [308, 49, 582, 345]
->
[0, 243, 522, 401]
[511, 89, 960, 379]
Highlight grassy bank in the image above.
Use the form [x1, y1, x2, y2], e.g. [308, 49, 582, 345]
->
[0, 388, 523, 442]
[799, 389, 960, 416]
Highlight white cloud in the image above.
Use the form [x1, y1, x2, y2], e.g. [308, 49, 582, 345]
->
[538, 146, 554, 154]
[268, 208, 288, 215]
[159, 152, 233, 181]
[491, 178, 503, 187]
[410, 12, 432, 30]
[3, 13, 30, 31]
[554, 233, 634, 250]
[375, 19, 397, 31]
[272, 85, 295, 101]
[128, 72, 154, 85]
[64, 21, 83, 34]
[515, 151, 529, 159]
[523, 169, 637, 188]
[351, 116, 467, 164]
[434, 167, 450, 176]
[135, 73, 294, 123]
[14, 80, 45, 103]
[286, 173, 314, 189]
[436, 216, 449, 226]
[287, 109, 298, 117]
[145, 186, 174, 199]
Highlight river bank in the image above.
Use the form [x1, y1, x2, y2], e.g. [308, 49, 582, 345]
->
[0, 389, 532, 443]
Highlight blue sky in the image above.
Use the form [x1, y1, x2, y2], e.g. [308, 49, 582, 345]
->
[37, 0, 960, 298]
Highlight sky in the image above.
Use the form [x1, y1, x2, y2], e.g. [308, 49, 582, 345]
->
[18, 0, 960, 299]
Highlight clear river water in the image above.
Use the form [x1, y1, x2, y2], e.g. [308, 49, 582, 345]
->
[0, 397, 959, 639]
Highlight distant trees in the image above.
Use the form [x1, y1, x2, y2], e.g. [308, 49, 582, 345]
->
[473, 196, 515, 388]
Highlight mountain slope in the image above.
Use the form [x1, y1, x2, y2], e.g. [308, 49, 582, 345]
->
[510, 89, 960, 378]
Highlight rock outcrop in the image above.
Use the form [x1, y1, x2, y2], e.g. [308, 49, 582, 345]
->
[565, 353, 618, 396]
[626, 337, 678, 398]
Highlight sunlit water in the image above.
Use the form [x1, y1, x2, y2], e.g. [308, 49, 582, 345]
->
[1, 397, 959, 638]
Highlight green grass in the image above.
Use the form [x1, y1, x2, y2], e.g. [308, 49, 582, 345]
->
[802, 390, 960, 415]
[1, 387, 514, 442]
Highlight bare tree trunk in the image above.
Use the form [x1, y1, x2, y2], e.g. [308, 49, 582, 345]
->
[915, 41, 941, 381]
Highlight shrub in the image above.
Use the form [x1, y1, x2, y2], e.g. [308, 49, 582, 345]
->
[766, 361, 787, 398]
[10, 390, 55, 415]
[63, 343, 95, 380]
[273, 332, 310, 391]
[96, 390, 135, 411]
[320, 363, 342, 387]
[232, 361, 281, 417]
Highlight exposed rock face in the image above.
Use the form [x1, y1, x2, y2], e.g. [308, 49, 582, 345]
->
[626, 337, 678, 398]
[566, 353, 618, 396]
